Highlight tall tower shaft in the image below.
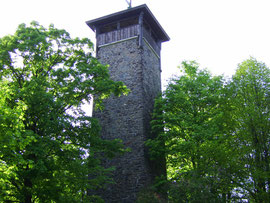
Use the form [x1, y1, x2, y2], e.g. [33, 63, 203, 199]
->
[86, 4, 169, 202]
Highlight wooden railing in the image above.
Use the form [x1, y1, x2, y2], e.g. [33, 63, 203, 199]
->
[143, 27, 161, 56]
[97, 24, 160, 57]
[97, 25, 139, 46]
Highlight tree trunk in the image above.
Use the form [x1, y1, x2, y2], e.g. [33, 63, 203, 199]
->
[24, 177, 32, 203]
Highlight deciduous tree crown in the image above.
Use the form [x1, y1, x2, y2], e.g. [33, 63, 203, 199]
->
[0, 21, 128, 202]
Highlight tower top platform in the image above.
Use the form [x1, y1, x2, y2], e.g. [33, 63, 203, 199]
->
[86, 4, 170, 42]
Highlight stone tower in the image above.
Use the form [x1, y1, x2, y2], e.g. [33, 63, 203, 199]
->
[86, 4, 169, 202]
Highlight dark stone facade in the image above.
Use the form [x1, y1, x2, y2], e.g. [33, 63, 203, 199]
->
[93, 37, 163, 202]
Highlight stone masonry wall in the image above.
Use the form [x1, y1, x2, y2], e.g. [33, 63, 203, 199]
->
[141, 39, 166, 179]
[93, 37, 162, 202]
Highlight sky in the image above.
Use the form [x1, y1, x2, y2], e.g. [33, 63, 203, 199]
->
[1, 0, 270, 85]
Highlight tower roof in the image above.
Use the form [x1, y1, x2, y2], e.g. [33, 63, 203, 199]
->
[86, 4, 170, 42]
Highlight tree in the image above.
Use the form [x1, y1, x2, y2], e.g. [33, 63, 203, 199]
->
[148, 58, 270, 202]
[228, 58, 270, 202]
[147, 61, 234, 202]
[0, 22, 128, 202]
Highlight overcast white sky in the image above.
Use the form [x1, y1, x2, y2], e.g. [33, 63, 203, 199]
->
[1, 0, 270, 84]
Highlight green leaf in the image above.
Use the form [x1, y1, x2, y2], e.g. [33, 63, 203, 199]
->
[0, 21, 128, 202]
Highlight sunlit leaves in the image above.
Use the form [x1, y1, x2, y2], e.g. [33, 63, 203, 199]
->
[0, 22, 127, 202]
[229, 58, 270, 202]
[148, 58, 270, 202]
[148, 61, 234, 202]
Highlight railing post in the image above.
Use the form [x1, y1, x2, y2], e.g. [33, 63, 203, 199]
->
[95, 26, 100, 56]
[139, 12, 144, 47]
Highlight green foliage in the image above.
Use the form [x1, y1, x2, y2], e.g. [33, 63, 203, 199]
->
[136, 186, 166, 203]
[228, 58, 270, 202]
[148, 59, 270, 202]
[0, 22, 128, 202]
[148, 61, 231, 202]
